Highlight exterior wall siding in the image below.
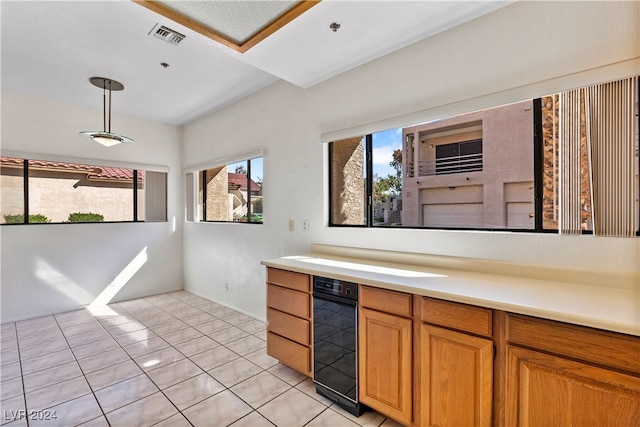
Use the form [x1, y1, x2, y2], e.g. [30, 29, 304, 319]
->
[331, 137, 365, 225]
[0, 172, 139, 223]
[402, 101, 534, 228]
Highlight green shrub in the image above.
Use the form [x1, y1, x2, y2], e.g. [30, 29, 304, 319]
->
[4, 213, 50, 224]
[4, 214, 24, 224]
[68, 212, 104, 223]
[29, 214, 51, 223]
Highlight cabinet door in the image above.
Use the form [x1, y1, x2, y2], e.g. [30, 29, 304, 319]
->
[506, 345, 640, 426]
[421, 324, 493, 427]
[359, 307, 412, 425]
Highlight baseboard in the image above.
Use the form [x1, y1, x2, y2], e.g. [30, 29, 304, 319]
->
[183, 287, 266, 323]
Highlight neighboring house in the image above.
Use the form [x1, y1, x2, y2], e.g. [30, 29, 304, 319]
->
[200, 168, 263, 222]
[401, 101, 535, 229]
[227, 172, 263, 220]
[374, 194, 402, 226]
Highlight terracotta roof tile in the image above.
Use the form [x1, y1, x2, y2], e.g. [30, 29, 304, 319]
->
[227, 172, 261, 191]
[1, 157, 143, 181]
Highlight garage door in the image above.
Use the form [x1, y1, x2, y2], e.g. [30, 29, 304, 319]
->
[423, 203, 483, 228]
[506, 202, 534, 229]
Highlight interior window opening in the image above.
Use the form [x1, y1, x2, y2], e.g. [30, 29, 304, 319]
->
[0, 157, 167, 224]
[197, 157, 263, 223]
[330, 75, 639, 236]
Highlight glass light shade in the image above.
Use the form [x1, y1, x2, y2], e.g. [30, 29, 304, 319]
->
[79, 131, 134, 147]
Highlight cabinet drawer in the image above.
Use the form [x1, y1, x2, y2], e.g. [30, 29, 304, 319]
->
[421, 297, 492, 337]
[506, 313, 640, 376]
[267, 331, 311, 376]
[267, 308, 310, 346]
[267, 284, 310, 319]
[267, 268, 311, 293]
[360, 286, 412, 317]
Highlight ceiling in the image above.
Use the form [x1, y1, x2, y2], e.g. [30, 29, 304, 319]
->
[1, 1, 512, 126]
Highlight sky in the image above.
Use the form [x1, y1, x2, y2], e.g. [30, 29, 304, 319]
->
[372, 127, 403, 177]
[229, 158, 263, 183]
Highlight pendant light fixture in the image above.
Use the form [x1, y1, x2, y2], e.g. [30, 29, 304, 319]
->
[79, 77, 133, 146]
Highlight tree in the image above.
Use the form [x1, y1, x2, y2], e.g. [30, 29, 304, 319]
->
[253, 197, 263, 213]
[235, 165, 247, 174]
[373, 149, 403, 203]
[390, 149, 402, 177]
[374, 174, 401, 202]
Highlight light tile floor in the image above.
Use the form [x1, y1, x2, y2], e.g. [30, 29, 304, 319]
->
[0, 291, 402, 427]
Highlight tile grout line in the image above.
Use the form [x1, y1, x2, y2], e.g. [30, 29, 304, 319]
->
[10, 322, 28, 427]
[142, 294, 283, 426]
[115, 293, 263, 426]
[138, 294, 261, 426]
[4, 291, 384, 427]
[169, 295, 280, 427]
[51, 311, 114, 427]
[104, 298, 196, 427]
[140, 294, 259, 427]
[140, 293, 256, 425]
[17, 301, 246, 426]
[169, 293, 344, 427]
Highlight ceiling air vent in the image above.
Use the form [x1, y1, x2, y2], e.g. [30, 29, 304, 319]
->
[150, 24, 185, 45]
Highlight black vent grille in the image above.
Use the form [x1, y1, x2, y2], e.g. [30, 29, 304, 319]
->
[150, 24, 185, 45]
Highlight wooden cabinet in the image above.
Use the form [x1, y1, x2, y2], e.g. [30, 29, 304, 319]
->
[504, 313, 640, 376]
[419, 298, 494, 427]
[503, 313, 640, 426]
[420, 297, 492, 337]
[358, 287, 494, 427]
[359, 287, 413, 425]
[265, 267, 640, 427]
[420, 324, 493, 427]
[505, 345, 640, 426]
[265, 268, 312, 377]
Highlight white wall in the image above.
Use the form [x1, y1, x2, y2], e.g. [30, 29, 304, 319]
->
[1, 90, 184, 322]
[182, 1, 640, 321]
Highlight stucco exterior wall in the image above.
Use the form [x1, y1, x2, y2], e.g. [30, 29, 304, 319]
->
[0, 172, 142, 223]
[331, 137, 365, 225]
[202, 166, 229, 221]
[402, 101, 534, 228]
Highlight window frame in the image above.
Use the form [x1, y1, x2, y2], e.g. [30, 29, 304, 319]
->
[329, 86, 640, 234]
[329, 118, 537, 233]
[0, 156, 168, 225]
[328, 136, 371, 228]
[196, 156, 263, 225]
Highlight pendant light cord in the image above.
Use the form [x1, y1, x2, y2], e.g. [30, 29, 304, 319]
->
[102, 80, 113, 133]
[103, 84, 107, 132]
[108, 81, 112, 133]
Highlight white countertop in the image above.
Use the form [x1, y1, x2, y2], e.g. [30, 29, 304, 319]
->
[262, 252, 640, 337]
